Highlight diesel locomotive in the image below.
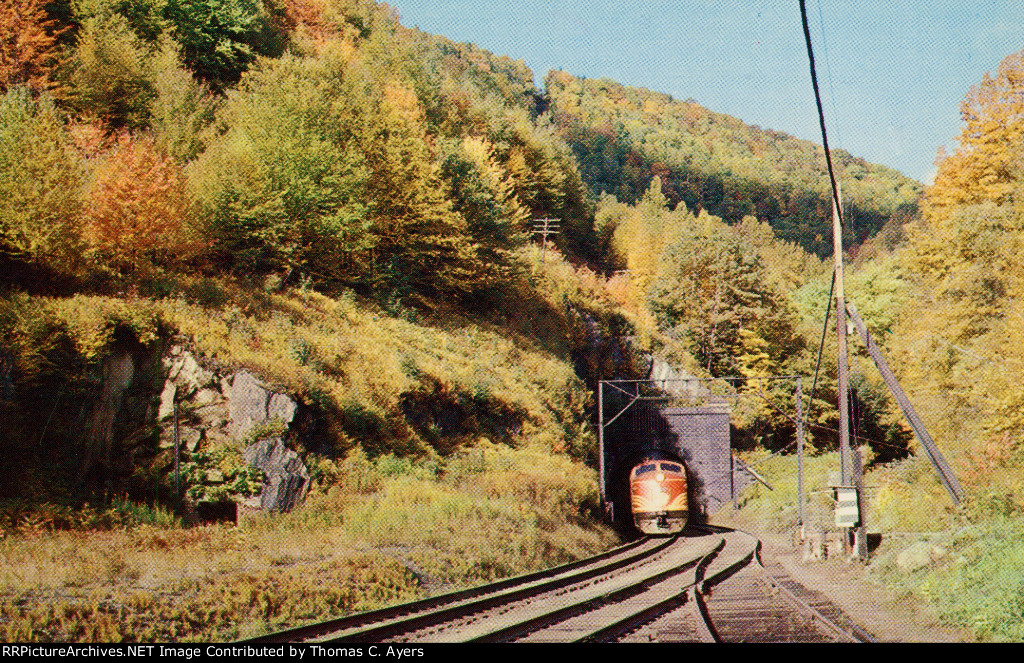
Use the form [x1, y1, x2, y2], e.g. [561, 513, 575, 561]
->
[629, 458, 688, 534]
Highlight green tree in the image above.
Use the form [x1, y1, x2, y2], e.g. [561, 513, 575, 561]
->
[0, 88, 83, 266]
[545, 69, 921, 257]
[360, 81, 490, 299]
[649, 213, 799, 377]
[60, 13, 156, 131]
[439, 135, 529, 267]
[149, 43, 219, 163]
[162, 0, 283, 89]
[188, 51, 370, 279]
[71, 0, 169, 42]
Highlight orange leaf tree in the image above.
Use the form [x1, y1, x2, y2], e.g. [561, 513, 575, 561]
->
[83, 134, 202, 271]
[0, 0, 64, 93]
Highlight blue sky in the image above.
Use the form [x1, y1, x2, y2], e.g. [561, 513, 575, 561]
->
[390, 1, 1024, 184]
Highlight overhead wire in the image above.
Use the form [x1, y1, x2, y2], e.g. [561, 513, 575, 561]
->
[799, 0, 843, 227]
[707, 357, 907, 462]
[816, 0, 843, 151]
[804, 270, 834, 428]
[800, 0, 850, 449]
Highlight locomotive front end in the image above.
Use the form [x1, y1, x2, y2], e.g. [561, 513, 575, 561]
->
[629, 459, 688, 535]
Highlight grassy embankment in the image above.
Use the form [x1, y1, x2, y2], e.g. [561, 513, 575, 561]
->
[0, 247, 639, 641]
[0, 443, 613, 641]
[728, 447, 1024, 642]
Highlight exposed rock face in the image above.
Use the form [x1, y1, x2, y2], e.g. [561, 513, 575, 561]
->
[82, 349, 137, 475]
[229, 370, 297, 440]
[158, 347, 308, 513]
[648, 357, 719, 400]
[165, 349, 215, 399]
[243, 437, 310, 512]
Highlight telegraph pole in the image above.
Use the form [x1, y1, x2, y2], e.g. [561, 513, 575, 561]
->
[800, 0, 867, 560]
[832, 186, 851, 485]
[531, 218, 560, 263]
[831, 185, 868, 560]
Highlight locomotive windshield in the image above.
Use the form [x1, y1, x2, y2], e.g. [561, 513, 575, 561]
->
[660, 463, 682, 473]
[634, 464, 657, 476]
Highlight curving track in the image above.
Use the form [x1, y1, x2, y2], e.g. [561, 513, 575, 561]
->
[246, 527, 873, 644]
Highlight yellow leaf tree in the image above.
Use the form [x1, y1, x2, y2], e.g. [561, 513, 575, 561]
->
[924, 49, 1024, 223]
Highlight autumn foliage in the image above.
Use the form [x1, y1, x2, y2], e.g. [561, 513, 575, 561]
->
[897, 47, 1024, 462]
[0, 89, 82, 264]
[0, 0, 64, 93]
[924, 50, 1024, 223]
[83, 135, 202, 271]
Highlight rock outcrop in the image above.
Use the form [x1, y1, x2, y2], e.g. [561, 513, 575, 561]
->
[158, 346, 309, 513]
[896, 541, 948, 572]
[243, 437, 310, 512]
[228, 370, 297, 440]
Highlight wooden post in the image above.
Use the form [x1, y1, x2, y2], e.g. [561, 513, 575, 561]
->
[173, 400, 180, 504]
[832, 185, 852, 485]
[598, 380, 606, 506]
[831, 183, 868, 560]
[852, 448, 868, 560]
[796, 376, 805, 529]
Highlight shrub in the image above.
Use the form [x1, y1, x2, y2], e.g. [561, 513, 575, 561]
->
[0, 0, 65, 93]
[188, 52, 371, 279]
[60, 14, 157, 131]
[162, 0, 283, 89]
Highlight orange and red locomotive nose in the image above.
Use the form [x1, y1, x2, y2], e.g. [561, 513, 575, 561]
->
[629, 459, 688, 535]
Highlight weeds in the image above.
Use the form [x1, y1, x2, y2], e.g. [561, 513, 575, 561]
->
[0, 498, 180, 535]
[0, 441, 617, 642]
[731, 447, 1024, 641]
[0, 252, 631, 641]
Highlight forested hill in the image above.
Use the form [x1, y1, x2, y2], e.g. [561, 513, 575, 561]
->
[0, 0, 920, 506]
[545, 71, 922, 257]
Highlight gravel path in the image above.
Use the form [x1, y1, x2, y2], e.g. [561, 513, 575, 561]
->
[723, 522, 971, 643]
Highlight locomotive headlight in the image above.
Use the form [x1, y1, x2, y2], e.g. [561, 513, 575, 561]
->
[655, 472, 665, 482]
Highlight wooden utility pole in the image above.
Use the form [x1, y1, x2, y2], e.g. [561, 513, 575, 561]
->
[832, 186, 852, 484]
[831, 184, 868, 561]
[796, 376, 805, 530]
[531, 218, 560, 263]
[597, 380, 605, 507]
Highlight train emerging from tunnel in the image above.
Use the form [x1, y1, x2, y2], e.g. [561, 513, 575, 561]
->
[629, 457, 688, 534]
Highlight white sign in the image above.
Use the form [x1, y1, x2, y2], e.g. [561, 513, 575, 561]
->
[834, 487, 859, 527]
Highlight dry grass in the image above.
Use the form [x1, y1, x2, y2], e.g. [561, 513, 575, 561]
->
[0, 522, 421, 641]
[0, 250, 635, 641]
[0, 442, 618, 642]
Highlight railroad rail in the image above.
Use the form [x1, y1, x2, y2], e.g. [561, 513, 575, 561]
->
[246, 527, 873, 643]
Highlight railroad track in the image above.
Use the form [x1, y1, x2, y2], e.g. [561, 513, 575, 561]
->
[247, 527, 873, 644]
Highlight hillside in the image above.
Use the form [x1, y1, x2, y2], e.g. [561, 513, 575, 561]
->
[545, 71, 922, 257]
[0, 0, 665, 639]
[1, 0, 887, 515]
[0, 0, 651, 497]
[0, 0, 916, 539]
